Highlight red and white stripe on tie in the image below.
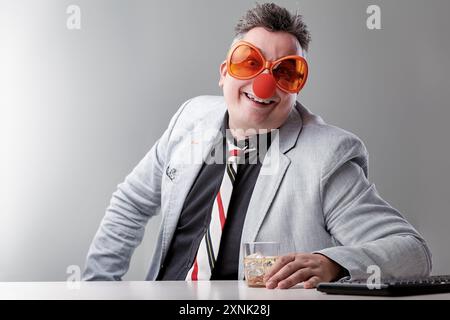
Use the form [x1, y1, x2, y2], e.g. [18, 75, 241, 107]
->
[186, 140, 251, 280]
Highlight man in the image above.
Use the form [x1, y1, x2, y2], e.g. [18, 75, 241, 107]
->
[83, 3, 431, 289]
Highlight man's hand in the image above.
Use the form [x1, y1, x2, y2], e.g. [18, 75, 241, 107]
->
[263, 253, 344, 289]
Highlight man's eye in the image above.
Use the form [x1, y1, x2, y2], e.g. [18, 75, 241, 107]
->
[277, 67, 292, 77]
[246, 59, 260, 68]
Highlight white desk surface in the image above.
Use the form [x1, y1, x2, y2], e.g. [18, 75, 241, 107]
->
[1, 281, 449, 300]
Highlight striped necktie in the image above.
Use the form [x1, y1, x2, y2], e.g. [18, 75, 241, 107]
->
[186, 139, 256, 280]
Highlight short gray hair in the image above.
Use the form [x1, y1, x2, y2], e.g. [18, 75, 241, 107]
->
[234, 3, 311, 52]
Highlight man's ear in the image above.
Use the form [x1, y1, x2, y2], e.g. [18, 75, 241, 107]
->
[218, 60, 227, 87]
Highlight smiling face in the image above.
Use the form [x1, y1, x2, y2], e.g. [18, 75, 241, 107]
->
[219, 27, 304, 137]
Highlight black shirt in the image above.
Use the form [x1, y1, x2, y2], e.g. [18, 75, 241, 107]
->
[157, 112, 272, 280]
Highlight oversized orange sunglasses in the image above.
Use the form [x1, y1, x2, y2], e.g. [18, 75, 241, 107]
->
[226, 40, 308, 94]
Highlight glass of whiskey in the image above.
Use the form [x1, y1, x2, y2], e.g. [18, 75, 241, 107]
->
[243, 242, 279, 287]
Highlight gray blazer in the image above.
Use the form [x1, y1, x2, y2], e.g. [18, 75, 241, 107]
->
[83, 95, 432, 281]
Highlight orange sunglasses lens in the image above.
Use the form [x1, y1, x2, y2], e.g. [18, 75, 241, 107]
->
[229, 44, 264, 78]
[272, 58, 308, 92]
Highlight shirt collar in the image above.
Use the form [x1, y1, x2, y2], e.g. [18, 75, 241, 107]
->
[221, 111, 273, 159]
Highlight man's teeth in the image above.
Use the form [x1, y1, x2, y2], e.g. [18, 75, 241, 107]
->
[244, 92, 275, 105]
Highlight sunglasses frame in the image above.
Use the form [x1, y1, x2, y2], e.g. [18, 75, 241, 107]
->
[226, 40, 308, 94]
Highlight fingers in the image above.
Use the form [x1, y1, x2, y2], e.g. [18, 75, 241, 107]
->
[265, 254, 317, 289]
[273, 268, 314, 289]
[265, 261, 310, 289]
[264, 254, 295, 282]
[304, 276, 321, 289]
[262, 253, 337, 290]
[260, 253, 342, 290]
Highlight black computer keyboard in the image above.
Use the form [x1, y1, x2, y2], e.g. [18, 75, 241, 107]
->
[316, 275, 450, 296]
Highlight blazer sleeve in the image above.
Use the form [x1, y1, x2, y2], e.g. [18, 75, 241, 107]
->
[82, 99, 191, 281]
[315, 136, 432, 281]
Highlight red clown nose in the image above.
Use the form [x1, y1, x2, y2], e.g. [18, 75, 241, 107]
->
[253, 73, 277, 99]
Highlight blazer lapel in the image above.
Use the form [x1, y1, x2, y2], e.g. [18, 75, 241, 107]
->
[160, 107, 227, 260]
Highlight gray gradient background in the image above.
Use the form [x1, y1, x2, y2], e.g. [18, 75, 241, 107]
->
[1, 0, 449, 281]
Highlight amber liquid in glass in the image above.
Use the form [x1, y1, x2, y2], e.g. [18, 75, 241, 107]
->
[244, 256, 277, 287]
